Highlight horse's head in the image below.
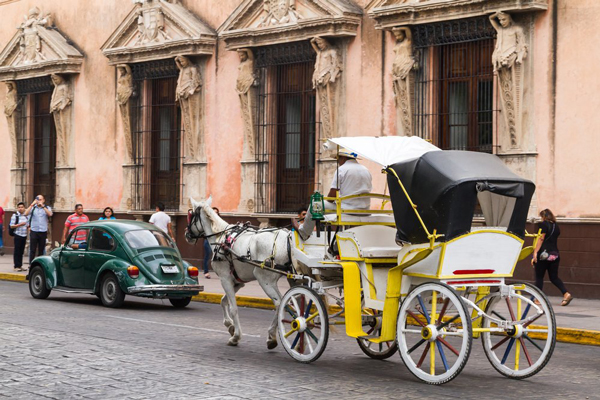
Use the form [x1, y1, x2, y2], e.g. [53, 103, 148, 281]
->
[185, 196, 225, 244]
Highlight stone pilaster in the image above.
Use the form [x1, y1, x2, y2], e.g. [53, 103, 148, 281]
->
[54, 166, 76, 212]
[181, 162, 207, 212]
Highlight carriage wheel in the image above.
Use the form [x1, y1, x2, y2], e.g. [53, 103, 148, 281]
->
[481, 282, 556, 379]
[356, 309, 398, 360]
[277, 286, 329, 363]
[397, 282, 472, 385]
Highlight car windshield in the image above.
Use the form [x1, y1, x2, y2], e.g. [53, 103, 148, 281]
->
[124, 229, 174, 249]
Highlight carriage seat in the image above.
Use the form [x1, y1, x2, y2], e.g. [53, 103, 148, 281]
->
[336, 225, 401, 259]
[323, 213, 395, 225]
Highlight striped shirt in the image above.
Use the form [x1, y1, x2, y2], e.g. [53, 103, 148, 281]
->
[10, 213, 29, 237]
[65, 213, 89, 241]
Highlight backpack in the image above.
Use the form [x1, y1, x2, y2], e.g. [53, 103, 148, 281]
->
[8, 215, 19, 237]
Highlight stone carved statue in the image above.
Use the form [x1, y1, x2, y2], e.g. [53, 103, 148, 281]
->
[311, 37, 342, 139]
[236, 49, 258, 160]
[175, 55, 203, 161]
[4, 82, 21, 168]
[116, 64, 135, 162]
[490, 11, 528, 149]
[392, 27, 418, 136]
[135, 0, 171, 45]
[50, 74, 72, 167]
[16, 7, 51, 65]
[260, 0, 301, 27]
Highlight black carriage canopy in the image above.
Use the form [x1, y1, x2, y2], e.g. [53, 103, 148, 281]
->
[386, 151, 535, 244]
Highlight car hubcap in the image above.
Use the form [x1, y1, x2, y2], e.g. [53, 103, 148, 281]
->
[105, 281, 116, 301]
[33, 274, 42, 293]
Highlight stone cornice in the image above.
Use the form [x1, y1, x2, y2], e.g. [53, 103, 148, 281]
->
[368, 0, 548, 29]
[101, 0, 216, 65]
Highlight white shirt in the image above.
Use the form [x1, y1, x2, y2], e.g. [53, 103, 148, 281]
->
[330, 159, 373, 210]
[149, 211, 171, 234]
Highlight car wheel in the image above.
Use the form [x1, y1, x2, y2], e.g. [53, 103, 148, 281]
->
[169, 297, 192, 308]
[29, 266, 51, 299]
[100, 273, 125, 308]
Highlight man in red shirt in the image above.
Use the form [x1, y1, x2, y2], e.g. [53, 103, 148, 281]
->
[62, 204, 89, 244]
[0, 205, 5, 256]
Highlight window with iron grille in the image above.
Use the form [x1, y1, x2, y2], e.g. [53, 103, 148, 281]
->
[14, 77, 56, 205]
[412, 17, 499, 153]
[254, 41, 320, 213]
[130, 59, 182, 211]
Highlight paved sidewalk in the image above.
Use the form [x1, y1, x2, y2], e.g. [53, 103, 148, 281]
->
[1, 255, 598, 337]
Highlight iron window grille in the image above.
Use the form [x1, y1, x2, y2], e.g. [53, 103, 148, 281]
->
[254, 41, 321, 214]
[130, 59, 183, 212]
[13, 76, 56, 206]
[412, 16, 499, 153]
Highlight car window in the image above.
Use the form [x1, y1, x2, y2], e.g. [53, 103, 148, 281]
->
[124, 229, 174, 249]
[66, 228, 90, 250]
[90, 228, 115, 252]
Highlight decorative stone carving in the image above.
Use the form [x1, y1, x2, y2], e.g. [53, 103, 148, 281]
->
[312, 37, 342, 139]
[220, 0, 362, 50]
[490, 11, 528, 149]
[0, 9, 83, 81]
[259, 0, 301, 27]
[391, 27, 417, 136]
[4, 81, 21, 168]
[134, 0, 171, 45]
[101, 0, 216, 66]
[50, 73, 72, 167]
[116, 64, 135, 163]
[175, 55, 203, 162]
[236, 49, 258, 160]
[368, 0, 548, 29]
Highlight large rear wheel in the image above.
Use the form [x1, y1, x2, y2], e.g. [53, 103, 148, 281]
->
[100, 273, 126, 308]
[481, 282, 556, 379]
[356, 309, 398, 360]
[397, 282, 472, 385]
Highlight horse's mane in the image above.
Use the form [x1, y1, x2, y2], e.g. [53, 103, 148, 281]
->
[202, 203, 229, 233]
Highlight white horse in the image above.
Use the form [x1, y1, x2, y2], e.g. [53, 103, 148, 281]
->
[185, 197, 292, 348]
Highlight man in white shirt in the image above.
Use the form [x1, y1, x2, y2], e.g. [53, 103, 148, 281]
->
[149, 202, 175, 241]
[325, 148, 372, 210]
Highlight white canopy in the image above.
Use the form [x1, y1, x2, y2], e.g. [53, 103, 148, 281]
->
[326, 136, 441, 167]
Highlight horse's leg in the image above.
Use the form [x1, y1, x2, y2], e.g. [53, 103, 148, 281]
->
[254, 268, 284, 350]
[219, 276, 244, 346]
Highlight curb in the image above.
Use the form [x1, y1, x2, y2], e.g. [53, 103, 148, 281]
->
[2, 273, 599, 346]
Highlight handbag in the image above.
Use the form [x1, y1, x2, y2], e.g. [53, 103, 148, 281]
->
[539, 223, 559, 261]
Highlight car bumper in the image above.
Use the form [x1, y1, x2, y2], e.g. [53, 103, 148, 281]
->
[127, 284, 204, 294]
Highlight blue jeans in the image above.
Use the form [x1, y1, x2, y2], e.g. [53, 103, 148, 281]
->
[203, 239, 212, 274]
[0, 223, 3, 248]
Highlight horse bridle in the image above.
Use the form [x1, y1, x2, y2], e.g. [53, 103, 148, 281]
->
[186, 206, 231, 243]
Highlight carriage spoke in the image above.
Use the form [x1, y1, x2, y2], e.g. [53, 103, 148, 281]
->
[291, 332, 301, 349]
[430, 342, 435, 375]
[299, 295, 306, 319]
[291, 297, 301, 319]
[299, 332, 305, 354]
[407, 310, 427, 327]
[501, 338, 515, 365]
[523, 334, 544, 352]
[285, 305, 297, 319]
[416, 341, 430, 368]
[305, 327, 319, 344]
[417, 295, 431, 324]
[492, 310, 508, 321]
[522, 313, 542, 328]
[437, 314, 461, 330]
[505, 298, 517, 321]
[437, 298, 450, 323]
[304, 300, 313, 319]
[306, 333, 315, 353]
[491, 335, 511, 351]
[281, 319, 293, 324]
[519, 338, 533, 367]
[436, 341, 449, 372]
[431, 290, 437, 324]
[437, 337, 460, 356]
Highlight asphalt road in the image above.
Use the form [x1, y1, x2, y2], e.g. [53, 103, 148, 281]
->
[0, 280, 598, 400]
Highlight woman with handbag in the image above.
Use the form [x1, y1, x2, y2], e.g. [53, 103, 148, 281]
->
[531, 209, 573, 306]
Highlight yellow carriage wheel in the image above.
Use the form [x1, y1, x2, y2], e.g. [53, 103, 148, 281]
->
[397, 282, 473, 385]
[481, 282, 556, 379]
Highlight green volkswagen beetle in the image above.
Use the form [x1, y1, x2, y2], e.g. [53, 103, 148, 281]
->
[27, 220, 203, 308]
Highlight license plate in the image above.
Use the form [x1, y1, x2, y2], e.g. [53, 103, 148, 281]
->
[161, 265, 178, 274]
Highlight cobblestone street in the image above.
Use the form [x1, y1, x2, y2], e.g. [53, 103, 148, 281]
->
[0, 280, 598, 399]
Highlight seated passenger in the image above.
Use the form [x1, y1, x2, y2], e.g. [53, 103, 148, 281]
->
[325, 148, 373, 211]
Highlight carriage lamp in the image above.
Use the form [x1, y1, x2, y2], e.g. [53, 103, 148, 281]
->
[188, 266, 199, 279]
[127, 266, 140, 279]
[310, 191, 325, 221]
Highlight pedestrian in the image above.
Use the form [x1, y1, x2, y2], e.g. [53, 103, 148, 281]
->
[0, 204, 4, 256]
[62, 204, 89, 244]
[531, 208, 573, 306]
[24, 194, 53, 263]
[149, 202, 175, 241]
[99, 207, 116, 220]
[202, 207, 220, 279]
[9, 202, 29, 272]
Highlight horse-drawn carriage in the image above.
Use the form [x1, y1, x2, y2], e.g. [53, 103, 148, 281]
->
[186, 136, 555, 385]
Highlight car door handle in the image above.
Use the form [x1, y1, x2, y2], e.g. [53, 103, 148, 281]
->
[78, 254, 85, 258]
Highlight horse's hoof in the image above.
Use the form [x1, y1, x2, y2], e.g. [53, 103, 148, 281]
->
[227, 339, 239, 346]
[267, 340, 278, 350]
[228, 325, 235, 336]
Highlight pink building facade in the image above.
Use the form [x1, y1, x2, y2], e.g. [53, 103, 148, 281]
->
[0, 0, 599, 297]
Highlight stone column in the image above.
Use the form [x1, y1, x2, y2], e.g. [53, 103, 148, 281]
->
[391, 27, 417, 137]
